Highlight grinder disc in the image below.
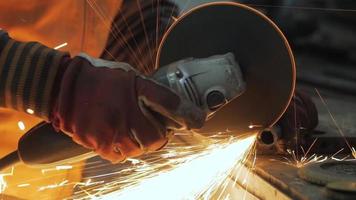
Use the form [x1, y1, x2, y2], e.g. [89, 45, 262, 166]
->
[156, 2, 295, 134]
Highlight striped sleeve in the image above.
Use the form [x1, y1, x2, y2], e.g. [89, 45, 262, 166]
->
[0, 30, 69, 120]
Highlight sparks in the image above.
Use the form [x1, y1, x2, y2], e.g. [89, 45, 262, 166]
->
[38, 180, 69, 191]
[17, 183, 31, 188]
[42, 165, 73, 174]
[54, 42, 68, 50]
[17, 121, 26, 131]
[3, 133, 255, 199]
[0, 167, 14, 194]
[26, 108, 34, 115]
[283, 148, 328, 168]
[56, 165, 73, 170]
[74, 179, 105, 188]
[248, 124, 263, 129]
[97, 135, 256, 200]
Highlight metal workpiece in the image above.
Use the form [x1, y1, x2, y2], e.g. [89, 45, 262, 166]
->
[257, 126, 282, 148]
[297, 161, 356, 200]
[327, 181, 356, 193]
[326, 181, 356, 200]
[298, 161, 356, 186]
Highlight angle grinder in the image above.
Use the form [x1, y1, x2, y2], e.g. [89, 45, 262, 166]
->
[1, 2, 295, 169]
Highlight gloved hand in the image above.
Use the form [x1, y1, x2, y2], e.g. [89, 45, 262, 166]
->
[50, 54, 206, 163]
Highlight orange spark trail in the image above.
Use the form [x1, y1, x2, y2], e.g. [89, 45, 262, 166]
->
[96, 135, 256, 200]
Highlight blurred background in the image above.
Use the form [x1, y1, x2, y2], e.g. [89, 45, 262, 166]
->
[178, 0, 356, 96]
[0, 1, 355, 199]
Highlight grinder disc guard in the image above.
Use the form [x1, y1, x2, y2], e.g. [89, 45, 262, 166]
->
[156, 2, 296, 134]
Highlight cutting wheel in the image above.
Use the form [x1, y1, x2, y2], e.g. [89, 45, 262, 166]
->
[156, 2, 296, 134]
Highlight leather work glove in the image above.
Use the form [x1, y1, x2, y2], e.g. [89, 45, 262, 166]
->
[50, 54, 206, 163]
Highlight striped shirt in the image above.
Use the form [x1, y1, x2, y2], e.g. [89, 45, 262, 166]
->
[0, 30, 68, 120]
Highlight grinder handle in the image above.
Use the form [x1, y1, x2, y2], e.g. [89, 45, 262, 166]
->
[18, 122, 93, 167]
[17, 69, 176, 167]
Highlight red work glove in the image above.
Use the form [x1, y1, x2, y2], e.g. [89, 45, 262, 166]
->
[276, 90, 319, 152]
[51, 54, 206, 163]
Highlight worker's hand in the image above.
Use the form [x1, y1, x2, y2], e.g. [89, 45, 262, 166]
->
[50, 54, 206, 163]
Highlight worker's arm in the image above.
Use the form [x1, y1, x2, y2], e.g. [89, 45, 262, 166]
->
[0, 29, 68, 119]
[0, 29, 206, 163]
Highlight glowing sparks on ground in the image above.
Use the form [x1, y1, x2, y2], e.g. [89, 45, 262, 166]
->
[41, 165, 73, 174]
[283, 149, 328, 168]
[352, 147, 356, 159]
[17, 121, 26, 131]
[92, 135, 256, 200]
[0, 167, 14, 194]
[38, 180, 69, 191]
[56, 165, 73, 170]
[74, 179, 105, 188]
[54, 42, 68, 50]
[283, 146, 356, 168]
[281, 137, 329, 168]
[17, 183, 31, 188]
[127, 159, 140, 165]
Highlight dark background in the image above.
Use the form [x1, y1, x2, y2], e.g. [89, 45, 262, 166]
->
[176, 0, 356, 153]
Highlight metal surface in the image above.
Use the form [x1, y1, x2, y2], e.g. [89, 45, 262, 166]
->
[156, 2, 296, 134]
[257, 125, 281, 147]
[326, 182, 356, 200]
[327, 181, 356, 193]
[298, 161, 356, 186]
[233, 159, 292, 200]
[252, 156, 333, 200]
